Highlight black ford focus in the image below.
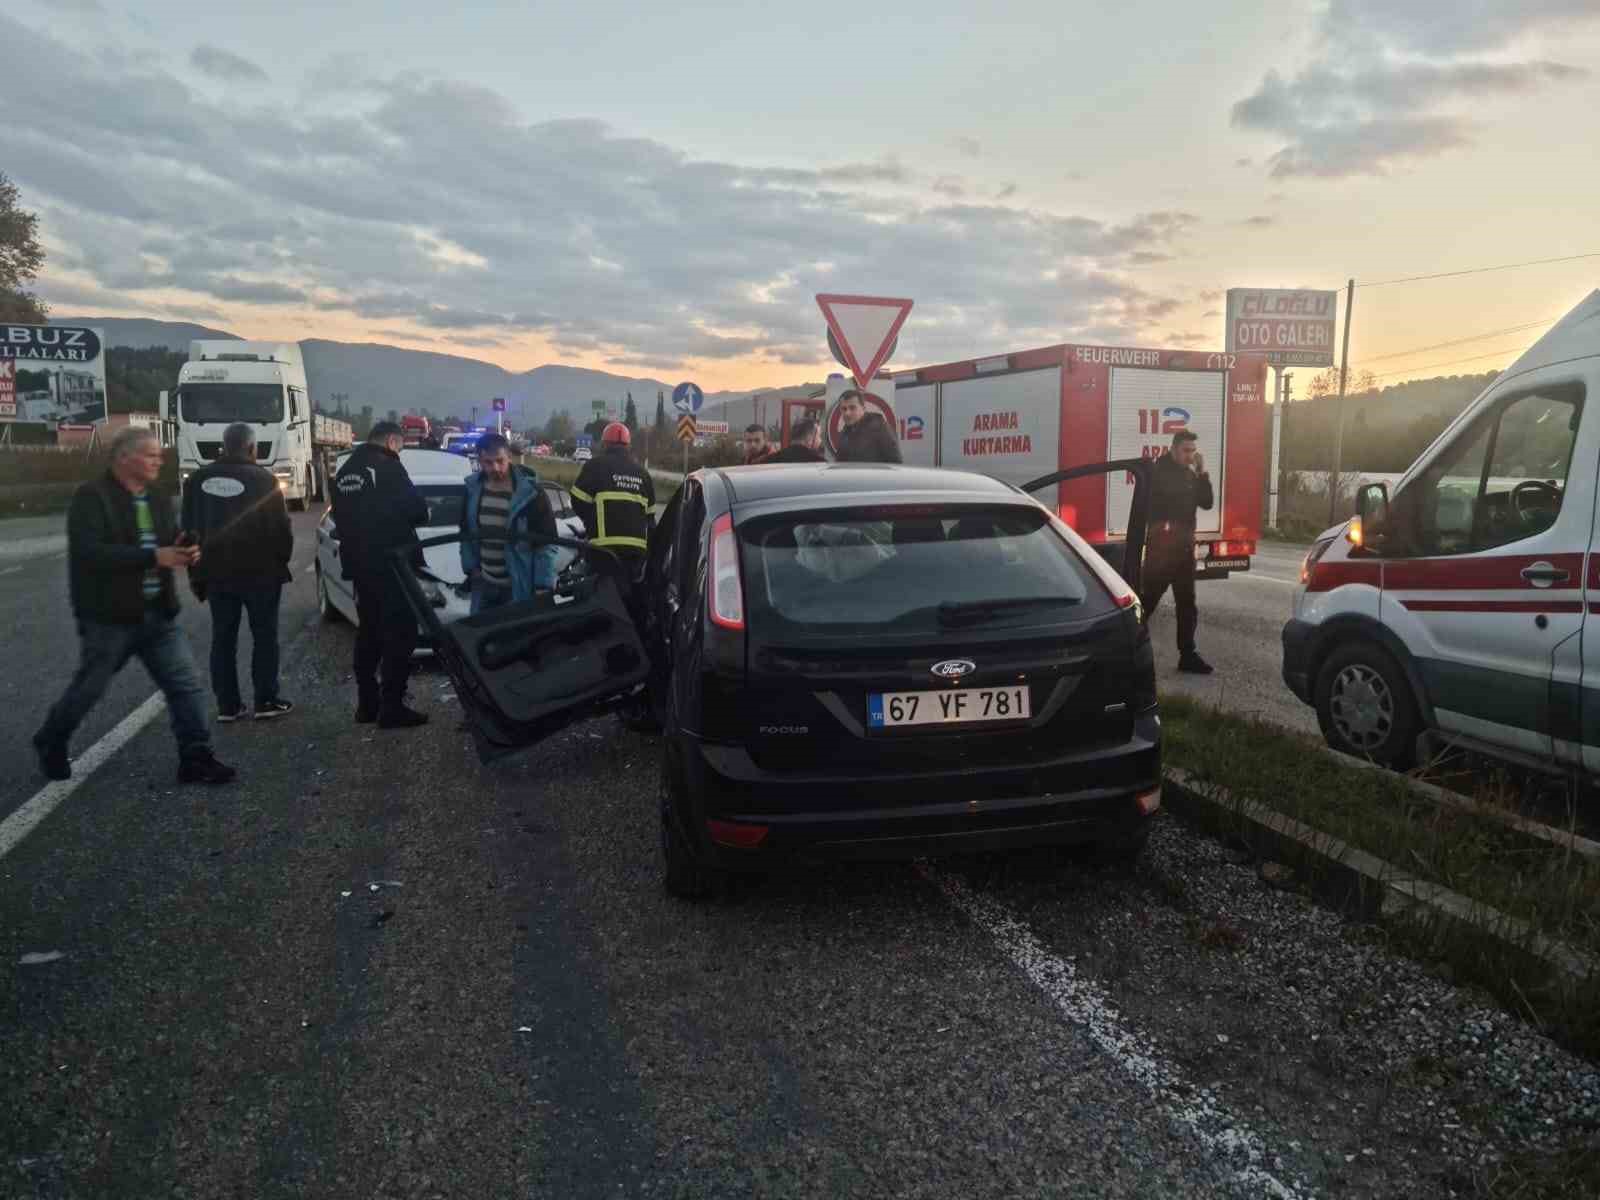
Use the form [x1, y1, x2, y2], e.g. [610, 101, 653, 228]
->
[402, 461, 1162, 898]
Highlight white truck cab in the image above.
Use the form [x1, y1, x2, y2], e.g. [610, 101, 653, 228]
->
[166, 341, 342, 511]
[1284, 290, 1600, 776]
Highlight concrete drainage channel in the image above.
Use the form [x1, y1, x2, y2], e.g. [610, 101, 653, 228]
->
[1160, 764, 1600, 1011]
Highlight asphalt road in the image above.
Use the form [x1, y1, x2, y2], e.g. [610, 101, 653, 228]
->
[4, 519, 1595, 1198]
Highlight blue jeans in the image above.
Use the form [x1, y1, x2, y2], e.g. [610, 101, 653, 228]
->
[38, 609, 212, 758]
[208, 584, 283, 710]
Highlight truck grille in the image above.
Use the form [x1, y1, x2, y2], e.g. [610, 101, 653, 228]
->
[193, 442, 270, 461]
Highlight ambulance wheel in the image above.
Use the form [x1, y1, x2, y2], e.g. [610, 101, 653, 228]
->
[1314, 642, 1418, 769]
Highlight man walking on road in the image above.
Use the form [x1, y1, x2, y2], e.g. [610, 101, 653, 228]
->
[768, 417, 826, 463]
[33, 427, 236, 784]
[461, 433, 558, 614]
[330, 422, 430, 729]
[833, 391, 902, 464]
[181, 422, 295, 721]
[1139, 429, 1214, 675]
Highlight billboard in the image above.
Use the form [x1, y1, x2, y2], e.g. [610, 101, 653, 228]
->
[0, 324, 108, 423]
[1224, 289, 1336, 367]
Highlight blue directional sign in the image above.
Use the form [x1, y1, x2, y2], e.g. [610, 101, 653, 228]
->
[672, 381, 704, 415]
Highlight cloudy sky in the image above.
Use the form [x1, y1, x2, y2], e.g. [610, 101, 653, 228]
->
[5, 0, 1599, 389]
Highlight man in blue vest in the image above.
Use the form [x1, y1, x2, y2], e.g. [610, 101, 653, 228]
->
[460, 433, 558, 613]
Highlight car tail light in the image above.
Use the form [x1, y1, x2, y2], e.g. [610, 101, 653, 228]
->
[1211, 540, 1256, 558]
[706, 818, 768, 848]
[1135, 788, 1162, 816]
[709, 512, 745, 630]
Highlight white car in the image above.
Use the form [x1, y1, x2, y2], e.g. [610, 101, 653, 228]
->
[573, 445, 592, 462]
[315, 449, 585, 640]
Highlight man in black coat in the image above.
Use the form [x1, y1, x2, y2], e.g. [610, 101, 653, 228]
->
[833, 390, 902, 464]
[1138, 429, 1214, 675]
[767, 417, 827, 463]
[331, 422, 430, 728]
[182, 422, 295, 721]
[33, 427, 235, 784]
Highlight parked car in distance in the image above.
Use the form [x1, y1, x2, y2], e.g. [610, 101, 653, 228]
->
[404, 461, 1162, 897]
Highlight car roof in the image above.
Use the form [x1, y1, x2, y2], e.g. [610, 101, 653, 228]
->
[334, 447, 475, 484]
[713, 463, 1021, 505]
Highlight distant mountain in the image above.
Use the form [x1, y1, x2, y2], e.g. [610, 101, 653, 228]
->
[51, 316, 241, 351]
[53, 316, 783, 429]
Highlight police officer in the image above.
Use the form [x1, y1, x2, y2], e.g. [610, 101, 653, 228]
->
[331, 422, 430, 728]
[571, 422, 655, 597]
[181, 421, 295, 721]
[1139, 429, 1214, 675]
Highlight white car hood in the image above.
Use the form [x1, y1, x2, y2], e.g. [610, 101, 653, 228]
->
[419, 527, 467, 584]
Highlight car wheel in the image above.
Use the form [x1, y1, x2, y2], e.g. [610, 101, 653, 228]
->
[658, 750, 722, 900]
[316, 565, 344, 623]
[1314, 642, 1418, 768]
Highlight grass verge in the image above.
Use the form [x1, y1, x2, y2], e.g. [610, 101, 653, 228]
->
[1160, 692, 1600, 1059]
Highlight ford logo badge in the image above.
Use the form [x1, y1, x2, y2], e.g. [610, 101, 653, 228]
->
[930, 659, 976, 680]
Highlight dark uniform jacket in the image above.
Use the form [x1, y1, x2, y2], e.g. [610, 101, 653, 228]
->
[835, 412, 902, 464]
[572, 448, 656, 555]
[767, 443, 826, 464]
[1147, 453, 1214, 535]
[181, 455, 294, 589]
[67, 473, 181, 625]
[330, 442, 428, 578]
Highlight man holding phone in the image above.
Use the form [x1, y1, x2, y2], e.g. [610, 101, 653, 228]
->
[1139, 429, 1215, 675]
[33, 427, 236, 784]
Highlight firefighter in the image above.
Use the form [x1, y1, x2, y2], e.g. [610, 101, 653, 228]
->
[1138, 429, 1214, 675]
[571, 422, 655, 596]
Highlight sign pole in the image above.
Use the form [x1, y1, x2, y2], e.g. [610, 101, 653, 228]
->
[1327, 278, 1355, 527]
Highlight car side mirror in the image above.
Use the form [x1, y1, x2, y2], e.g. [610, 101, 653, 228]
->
[1352, 482, 1390, 548]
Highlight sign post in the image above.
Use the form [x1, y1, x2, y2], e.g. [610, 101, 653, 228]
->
[492, 396, 506, 434]
[676, 412, 697, 476]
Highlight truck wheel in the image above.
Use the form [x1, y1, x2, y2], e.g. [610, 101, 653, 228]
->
[1314, 642, 1419, 769]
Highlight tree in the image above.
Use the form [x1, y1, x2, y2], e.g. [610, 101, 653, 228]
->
[0, 172, 48, 323]
[543, 408, 575, 444]
[655, 390, 667, 433]
[583, 416, 611, 441]
[623, 391, 639, 433]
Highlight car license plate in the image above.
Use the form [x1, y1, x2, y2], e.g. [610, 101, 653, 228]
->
[868, 687, 1031, 729]
[1206, 558, 1250, 571]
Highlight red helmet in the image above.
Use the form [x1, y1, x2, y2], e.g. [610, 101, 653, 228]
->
[601, 421, 631, 447]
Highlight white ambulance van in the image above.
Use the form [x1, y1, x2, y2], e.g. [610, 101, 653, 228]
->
[1283, 290, 1600, 775]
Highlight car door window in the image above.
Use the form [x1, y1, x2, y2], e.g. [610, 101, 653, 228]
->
[1401, 385, 1583, 556]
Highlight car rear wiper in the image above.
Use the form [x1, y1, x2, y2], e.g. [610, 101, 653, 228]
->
[936, 596, 1080, 626]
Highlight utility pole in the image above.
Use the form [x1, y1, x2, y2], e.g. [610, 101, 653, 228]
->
[1327, 278, 1355, 526]
[1269, 372, 1292, 529]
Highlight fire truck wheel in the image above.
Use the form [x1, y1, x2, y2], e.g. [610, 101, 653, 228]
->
[1314, 642, 1418, 769]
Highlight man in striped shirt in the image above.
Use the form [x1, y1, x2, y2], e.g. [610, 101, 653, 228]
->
[461, 434, 558, 613]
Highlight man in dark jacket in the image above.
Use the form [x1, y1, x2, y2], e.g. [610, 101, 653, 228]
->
[33, 427, 236, 784]
[1138, 429, 1215, 675]
[181, 422, 295, 721]
[331, 423, 430, 728]
[768, 417, 827, 463]
[742, 424, 774, 464]
[834, 390, 902, 463]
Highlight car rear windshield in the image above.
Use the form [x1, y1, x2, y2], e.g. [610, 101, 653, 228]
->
[738, 505, 1111, 633]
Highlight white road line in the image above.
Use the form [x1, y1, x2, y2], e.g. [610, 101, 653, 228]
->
[1236, 573, 1298, 588]
[0, 565, 22, 577]
[0, 692, 167, 861]
[919, 864, 1310, 1200]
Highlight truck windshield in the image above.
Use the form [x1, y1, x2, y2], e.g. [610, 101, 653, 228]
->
[179, 384, 283, 425]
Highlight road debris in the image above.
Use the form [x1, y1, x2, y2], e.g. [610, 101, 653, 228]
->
[18, 951, 66, 965]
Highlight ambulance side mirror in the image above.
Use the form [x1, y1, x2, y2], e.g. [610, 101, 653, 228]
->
[1353, 482, 1390, 549]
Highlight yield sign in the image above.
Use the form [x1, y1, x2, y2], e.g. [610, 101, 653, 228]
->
[816, 293, 913, 391]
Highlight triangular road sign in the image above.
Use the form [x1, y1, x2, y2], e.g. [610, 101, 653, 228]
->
[816, 293, 914, 391]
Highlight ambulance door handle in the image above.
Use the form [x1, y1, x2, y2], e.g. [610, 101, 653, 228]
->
[1520, 562, 1568, 587]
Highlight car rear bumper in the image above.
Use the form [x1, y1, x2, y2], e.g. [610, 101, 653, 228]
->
[676, 710, 1162, 869]
[1282, 618, 1316, 705]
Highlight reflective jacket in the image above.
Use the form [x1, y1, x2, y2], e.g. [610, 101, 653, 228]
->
[330, 443, 428, 578]
[572, 448, 655, 555]
[181, 455, 293, 588]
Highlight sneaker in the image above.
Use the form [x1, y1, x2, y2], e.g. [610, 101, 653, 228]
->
[33, 736, 70, 782]
[1178, 653, 1215, 676]
[217, 707, 249, 723]
[254, 699, 294, 720]
[178, 750, 238, 785]
[377, 704, 429, 729]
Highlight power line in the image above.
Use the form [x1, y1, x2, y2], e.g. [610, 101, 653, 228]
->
[1369, 345, 1530, 381]
[1357, 251, 1600, 289]
[1355, 317, 1558, 366]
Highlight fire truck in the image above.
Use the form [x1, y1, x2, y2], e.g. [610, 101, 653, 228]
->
[782, 344, 1268, 579]
[400, 414, 432, 447]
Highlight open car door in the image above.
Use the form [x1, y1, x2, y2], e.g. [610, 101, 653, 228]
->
[393, 531, 651, 763]
[1022, 458, 1152, 595]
